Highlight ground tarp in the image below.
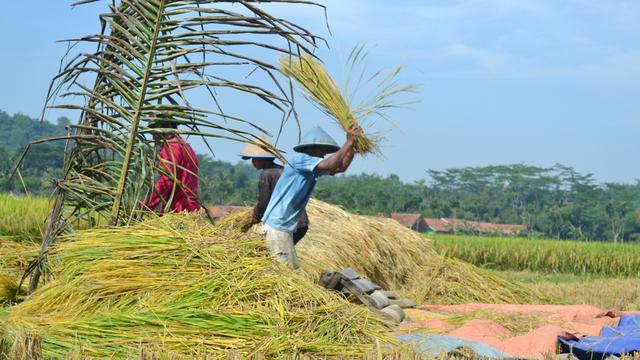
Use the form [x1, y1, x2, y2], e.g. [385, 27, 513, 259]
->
[396, 334, 508, 358]
[559, 314, 640, 359]
[402, 304, 623, 359]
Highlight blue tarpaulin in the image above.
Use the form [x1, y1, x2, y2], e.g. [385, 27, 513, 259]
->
[559, 314, 640, 359]
[396, 334, 509, 358]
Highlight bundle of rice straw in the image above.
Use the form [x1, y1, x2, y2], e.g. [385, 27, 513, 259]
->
[0, 215, 391, 359]
[281, 54, 378, 154]
[219, 200, 545, 305]
[0, 237, 39, 280]
[0, 275, 19, 304]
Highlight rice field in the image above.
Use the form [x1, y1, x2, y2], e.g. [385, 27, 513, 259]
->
[499, 270, 640, 311]
[430, 234, 640, 277]
[0, 193, 50, 239]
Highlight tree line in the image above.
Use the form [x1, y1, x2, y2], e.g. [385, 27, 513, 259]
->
[1, 110, 639, 242]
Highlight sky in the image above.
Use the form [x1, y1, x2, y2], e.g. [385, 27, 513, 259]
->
[0, 0, 638, 184]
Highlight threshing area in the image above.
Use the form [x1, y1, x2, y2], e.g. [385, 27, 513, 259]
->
[0, 194, 638, 359]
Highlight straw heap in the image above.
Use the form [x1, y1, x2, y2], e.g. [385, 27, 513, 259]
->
[298, 199, 437, 289]
[220, 200, 544, 305]
[0, 215, 390, 359]
[300, 200, 545, 305]
[280, 55, 378, 154]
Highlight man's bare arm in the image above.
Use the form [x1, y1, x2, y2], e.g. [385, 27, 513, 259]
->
[315, 124, 362, 175]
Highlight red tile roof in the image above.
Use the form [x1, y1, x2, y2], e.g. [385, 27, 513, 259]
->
[391, 213, 421, 227]
[391, 213, 429, 232]
[424, 218, 526, 235]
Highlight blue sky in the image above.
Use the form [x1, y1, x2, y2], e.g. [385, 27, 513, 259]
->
[0, 0, 638, 183]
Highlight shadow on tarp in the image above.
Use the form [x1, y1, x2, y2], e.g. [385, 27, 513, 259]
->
[397, 333, 509, 358]
[559, 314, 640, 360]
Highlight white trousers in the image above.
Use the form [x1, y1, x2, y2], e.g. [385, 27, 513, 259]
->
[261, 224, 299, 269]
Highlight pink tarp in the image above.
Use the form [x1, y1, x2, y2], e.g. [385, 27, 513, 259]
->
[400, 304, 630, 359]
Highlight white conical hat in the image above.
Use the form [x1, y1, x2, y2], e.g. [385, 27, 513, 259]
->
[293, 126, 339, 153]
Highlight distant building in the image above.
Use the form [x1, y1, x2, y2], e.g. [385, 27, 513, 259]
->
[423, 217, 526, 235]
[205, 205, 250, 219]
[391, 213, 429, 232]
[423, 218, 454, 233]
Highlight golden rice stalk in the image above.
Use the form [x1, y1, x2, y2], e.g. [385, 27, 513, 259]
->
[0, 237, 40, 280]
[0, 274, 20, 304]
[281, 54, 378, 154]
[217, 208, 254, 233]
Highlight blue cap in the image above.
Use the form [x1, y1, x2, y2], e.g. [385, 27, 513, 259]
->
[293, 126, 340, 153]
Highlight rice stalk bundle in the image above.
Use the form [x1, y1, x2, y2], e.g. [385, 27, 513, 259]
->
[0, 275, 20, 304]
[217, 208, 255, 233]
[281, 54, 377, 154]
[0, 238, 39, 280]
[284, 61, 381, 154]
[0, 214, 390, 359]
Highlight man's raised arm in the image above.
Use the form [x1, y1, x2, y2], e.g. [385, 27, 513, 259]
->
[315, 124, 363, 175]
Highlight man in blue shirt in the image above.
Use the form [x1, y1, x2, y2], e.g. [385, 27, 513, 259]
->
[261, 124, 363, 268]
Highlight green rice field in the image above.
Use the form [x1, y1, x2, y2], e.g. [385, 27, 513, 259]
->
[0, 193, 50, 239]
[429, 233, 640, 277]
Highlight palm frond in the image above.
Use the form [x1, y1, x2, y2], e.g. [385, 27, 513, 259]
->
[25, 0, 325, 292]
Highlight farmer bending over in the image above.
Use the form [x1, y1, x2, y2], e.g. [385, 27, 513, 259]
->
[261, 124, 363, 268]
[144, 120, 200, 213]
[240, 136, 309, 243]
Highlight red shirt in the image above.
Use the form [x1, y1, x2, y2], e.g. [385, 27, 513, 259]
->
[146, 136, 200, 213]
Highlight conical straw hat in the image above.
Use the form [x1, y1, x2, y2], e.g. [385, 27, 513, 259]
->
[293, 126, 340, 153]
[239, 135, 276, 160]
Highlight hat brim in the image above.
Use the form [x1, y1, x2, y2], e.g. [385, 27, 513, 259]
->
[240, 154, 276, 160]
[148, 121, 178, 129]
[293, 143, 340, 153]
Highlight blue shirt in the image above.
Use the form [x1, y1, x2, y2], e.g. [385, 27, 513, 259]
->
[262, 152, 324, 232]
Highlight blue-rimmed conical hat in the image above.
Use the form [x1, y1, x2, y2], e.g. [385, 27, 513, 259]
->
[293, 126, 340, 153]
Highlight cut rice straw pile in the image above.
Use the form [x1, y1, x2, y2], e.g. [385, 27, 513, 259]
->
[281, 49, 414, 155]
[0, 237, 39, 280]
[220, 199, 546, 305]
[0, 214, 391, 359]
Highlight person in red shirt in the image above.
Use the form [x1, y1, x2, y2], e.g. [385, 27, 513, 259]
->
[145, 121, 200, 213]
